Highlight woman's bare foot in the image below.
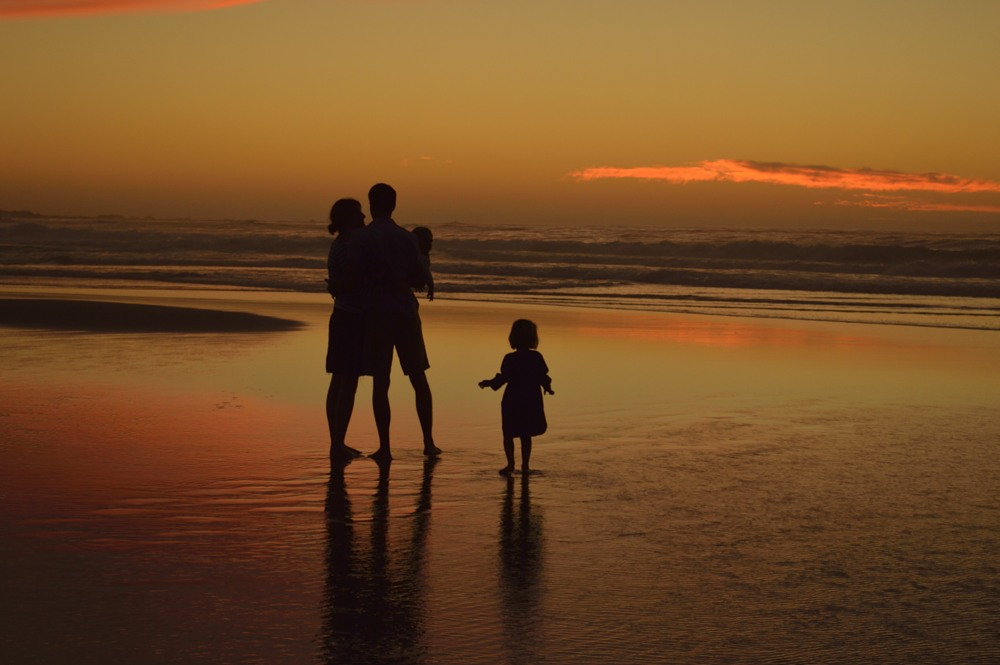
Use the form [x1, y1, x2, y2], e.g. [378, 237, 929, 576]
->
[330, 444, 362, 463]
[498, 465, 515, 476]
[423, 444, 442, 457]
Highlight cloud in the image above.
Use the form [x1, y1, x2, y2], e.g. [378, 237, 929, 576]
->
[832, 195, 1000, 215]
[569, 159, 1000, 195]
[399, 156, 454, 168]
[0, 0, 264, 18]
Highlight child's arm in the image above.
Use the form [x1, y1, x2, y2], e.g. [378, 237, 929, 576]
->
[478, 373, 506, 390]
[537, 353, 554, 394]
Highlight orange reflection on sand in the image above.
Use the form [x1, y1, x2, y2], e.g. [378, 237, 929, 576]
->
[572, 313, 880, 350]
[0, 381, 312, 502]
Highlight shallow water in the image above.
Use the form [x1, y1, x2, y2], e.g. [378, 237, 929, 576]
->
[1, 290, 998, 663]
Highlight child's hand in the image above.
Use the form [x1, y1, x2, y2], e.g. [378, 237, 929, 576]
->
[478, 380, 489, 389]
[427, 287, 434, 301]
[545, 387, 555, 395]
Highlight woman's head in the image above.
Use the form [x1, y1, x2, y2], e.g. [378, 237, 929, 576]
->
[508, 319, 539, 350]
[328, 198, 364, 236]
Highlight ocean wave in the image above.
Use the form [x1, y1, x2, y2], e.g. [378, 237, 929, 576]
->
[3, 216, 999, 328]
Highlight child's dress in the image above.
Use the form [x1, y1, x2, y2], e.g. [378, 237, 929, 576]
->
[483, 349, 552, 438]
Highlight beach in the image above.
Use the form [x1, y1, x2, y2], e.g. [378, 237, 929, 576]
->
[1, 286, 998, 664]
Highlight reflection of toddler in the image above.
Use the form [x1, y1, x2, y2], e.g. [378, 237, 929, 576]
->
[479, 319, 554, 475]
[412, 226, 434, 301]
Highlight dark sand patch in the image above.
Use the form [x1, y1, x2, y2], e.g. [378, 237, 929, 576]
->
[0, 298, 303, 333]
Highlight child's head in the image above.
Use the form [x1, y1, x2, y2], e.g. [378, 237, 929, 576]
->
[508, 319, 539, 350]
[328, 198, 364, 237]
[412, 226, 433, 255]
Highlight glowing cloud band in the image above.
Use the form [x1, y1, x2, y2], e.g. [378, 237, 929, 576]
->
[834, 196, 1000, 214]
[0, 0, 264, 18]
[569, 160, 1000, 195]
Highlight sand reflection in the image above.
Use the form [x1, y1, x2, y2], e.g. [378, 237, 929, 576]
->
[499, 475, 544, 664]
[321, 459, 436, 664]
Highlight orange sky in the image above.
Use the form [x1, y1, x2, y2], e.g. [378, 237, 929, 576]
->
[2, 0, 999, 230]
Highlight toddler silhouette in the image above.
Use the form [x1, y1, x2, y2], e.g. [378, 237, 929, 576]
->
[479, 319, 554, 475]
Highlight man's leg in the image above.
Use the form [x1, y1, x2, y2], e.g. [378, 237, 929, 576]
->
[408, 371, 439, 455]
[364, 311, 394, 463]
[371, 373, 392, 462]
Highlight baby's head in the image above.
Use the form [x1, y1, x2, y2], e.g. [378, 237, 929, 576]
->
[412, 226, 433, 255]
[508, 319, 539, 350]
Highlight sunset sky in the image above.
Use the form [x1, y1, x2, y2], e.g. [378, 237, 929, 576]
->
[2, 0, 999, 229]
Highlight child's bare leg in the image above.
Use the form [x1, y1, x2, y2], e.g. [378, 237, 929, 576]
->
[499, 436, 515, 475]
[520, 436, 532, 473]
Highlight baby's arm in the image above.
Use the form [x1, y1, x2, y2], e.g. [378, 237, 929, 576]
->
[418, 254, 434, 300]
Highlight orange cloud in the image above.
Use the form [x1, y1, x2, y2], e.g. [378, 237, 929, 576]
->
[569, 159, 1000, 195]
[832, 194, 1000, 214]
[0, 0, 263, 18]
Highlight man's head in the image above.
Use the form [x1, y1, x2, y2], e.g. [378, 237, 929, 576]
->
[368, 183, 397, 219]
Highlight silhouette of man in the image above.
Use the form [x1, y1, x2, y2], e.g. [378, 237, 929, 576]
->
[353, 183, 439, 461]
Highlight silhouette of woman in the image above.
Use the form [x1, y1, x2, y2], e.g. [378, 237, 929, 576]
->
[326, 198, 366, 462]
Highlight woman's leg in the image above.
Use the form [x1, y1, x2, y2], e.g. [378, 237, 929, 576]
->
[329, 374, 361, 460]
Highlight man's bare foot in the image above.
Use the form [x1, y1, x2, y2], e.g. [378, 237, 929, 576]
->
[369, 448, 393, 465]
[423, 444, 442, 457]
[499, 465, 514, 476]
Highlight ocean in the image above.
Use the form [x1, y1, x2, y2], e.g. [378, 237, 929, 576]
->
[2, 213, 999, 330]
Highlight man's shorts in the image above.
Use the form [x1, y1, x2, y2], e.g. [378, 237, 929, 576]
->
[326, 309, 365, 375]
[363, 311, 430, 377]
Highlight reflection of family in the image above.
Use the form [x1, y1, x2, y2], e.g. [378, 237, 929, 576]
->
[325, 183, 553, 473]
[321, 458, 437, 663]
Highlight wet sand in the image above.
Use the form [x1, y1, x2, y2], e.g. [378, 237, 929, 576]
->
[0, 298, 303, 333]
[1, 287, 998, 664]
